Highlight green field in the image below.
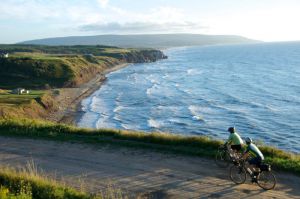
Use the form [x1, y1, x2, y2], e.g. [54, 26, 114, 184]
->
[0, 90, 45, 106]
[0, 45, 165, 89]
[0, 44, 131, 56]
[0, 53, 100, 89]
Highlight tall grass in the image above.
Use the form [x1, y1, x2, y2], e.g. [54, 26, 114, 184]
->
[0, 164, 91, 199]
[0, 118, 299, 176]
[0, 161, 127, 199]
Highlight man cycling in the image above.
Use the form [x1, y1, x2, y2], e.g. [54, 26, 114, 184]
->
[226, 127, 244, 152]
[242, 137, 264, 181]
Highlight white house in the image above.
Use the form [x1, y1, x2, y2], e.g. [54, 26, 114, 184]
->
[12, 88, 30, 95]
[0, 52, 8, 58]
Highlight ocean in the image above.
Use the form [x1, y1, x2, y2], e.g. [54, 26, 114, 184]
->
[78, 42, 300, 153]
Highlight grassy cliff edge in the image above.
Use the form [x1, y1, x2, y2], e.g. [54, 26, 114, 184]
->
[0, 45, 167, 89]
[0, 45, 167, 121]
[0, 118, 299, 176]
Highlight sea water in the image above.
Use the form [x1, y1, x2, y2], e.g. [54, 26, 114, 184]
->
[78, 42, 300, 153]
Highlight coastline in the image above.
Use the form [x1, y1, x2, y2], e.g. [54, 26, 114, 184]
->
[47, 63, 130, 125]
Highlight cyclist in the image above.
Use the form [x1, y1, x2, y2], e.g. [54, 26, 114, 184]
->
[242, 137, 265, 181]
[226, 127, 244, 152]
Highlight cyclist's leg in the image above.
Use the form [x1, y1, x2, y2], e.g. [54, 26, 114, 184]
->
[253, 157, 262, 175]
[231, 145, 242, 159]
[249, 157, 261, 182]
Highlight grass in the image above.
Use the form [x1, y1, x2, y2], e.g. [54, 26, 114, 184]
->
[0, 92, 57, 121]
[0, 118, 299, 176]
[0, 161, 126, 199]
[0, 90, 45, 106]
[0, 45, 165, 90]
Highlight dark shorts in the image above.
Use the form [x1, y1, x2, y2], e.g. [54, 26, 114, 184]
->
[248, 157, 262, 167]
[231, 145, 242, 151]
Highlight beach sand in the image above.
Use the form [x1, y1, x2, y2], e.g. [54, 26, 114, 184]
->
[46, 63, 129, 125]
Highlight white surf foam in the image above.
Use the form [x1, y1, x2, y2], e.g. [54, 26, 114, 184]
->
[90, 96, 106, 114]
[162, 73, 170, 79]
[96, 115, 115, 129]
[121, 123, 140, 130]
[188, 105, 205, 121]
[187, 69, 203, 75]
[146, 84, 159, 96]
[148, 118, 164, 129]
[113, 105, 124, 113]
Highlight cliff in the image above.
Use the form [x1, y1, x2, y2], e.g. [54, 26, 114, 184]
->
[0, 45, 167, 121]
[0, 92, 58, 120]
[123, 49, 168, 63]
[0, 45, 167, 89]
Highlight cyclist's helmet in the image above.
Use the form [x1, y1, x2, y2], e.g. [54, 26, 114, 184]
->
[227, 127, 235, 133]
[245, 137, 252, 144]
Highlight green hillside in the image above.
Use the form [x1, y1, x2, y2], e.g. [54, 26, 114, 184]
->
[0, 45, 166, 89]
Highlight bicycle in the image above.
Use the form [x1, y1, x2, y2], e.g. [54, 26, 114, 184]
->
[215, 144, 241, 168]
[229, 158, 276, 190]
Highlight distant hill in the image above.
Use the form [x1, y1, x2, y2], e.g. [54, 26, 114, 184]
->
[20, 34, 259, 48]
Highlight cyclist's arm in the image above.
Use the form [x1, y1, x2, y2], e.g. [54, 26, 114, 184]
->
[227, 134, 233, 145]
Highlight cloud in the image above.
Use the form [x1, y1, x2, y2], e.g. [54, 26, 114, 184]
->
[97, 0, 109, 8]
[106, 6, 187, 24]
[0, 0, 104, 24]
[0, 0, 59, 20]
[79, 5, 209, 34]
[79, 21, 207, 33]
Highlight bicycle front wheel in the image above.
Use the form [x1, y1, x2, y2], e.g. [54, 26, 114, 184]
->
[230, 165, 246, 184]
[257, 171, 276, 190]
[215, 148, 230, 168]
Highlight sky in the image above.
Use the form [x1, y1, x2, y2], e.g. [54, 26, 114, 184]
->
[1, 0, 300, 43]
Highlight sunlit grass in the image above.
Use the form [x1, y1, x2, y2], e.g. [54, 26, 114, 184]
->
[0, 161, 127, 199]
[0, 90, 45, 106]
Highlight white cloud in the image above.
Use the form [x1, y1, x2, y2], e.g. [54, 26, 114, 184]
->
[0, 0, 59, 20]
[65, 6, 104, 24]
[77, 4, 207, 34]
[106, 6, 187, 24]
[97, 0, 109, 8]
[0, 0, 104, 25]
[1, 0, 300, 42]
[146, 6, 185, 23]
[78, 5, 207, 34]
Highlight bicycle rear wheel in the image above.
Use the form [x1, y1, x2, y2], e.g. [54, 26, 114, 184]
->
[215, 147, 231, 168]
[230, 165, 246, 184]
[257, 171, 276, 190]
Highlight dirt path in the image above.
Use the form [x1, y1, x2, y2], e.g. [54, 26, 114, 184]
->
[0, 137, 299, 199]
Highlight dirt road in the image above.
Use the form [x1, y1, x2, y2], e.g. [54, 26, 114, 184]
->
[0, 137, 299, 199]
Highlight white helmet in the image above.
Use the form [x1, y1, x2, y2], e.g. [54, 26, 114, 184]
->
[245, 137, 252, 144]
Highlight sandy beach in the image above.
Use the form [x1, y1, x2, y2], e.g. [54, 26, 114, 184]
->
[46, 63, 129, 125]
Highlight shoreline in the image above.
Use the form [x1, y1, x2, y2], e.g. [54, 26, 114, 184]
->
[47, 63, 130, 125]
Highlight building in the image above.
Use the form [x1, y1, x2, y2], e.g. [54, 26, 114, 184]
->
[12, 88, 30, 95]
[0, 52, 9, 58]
